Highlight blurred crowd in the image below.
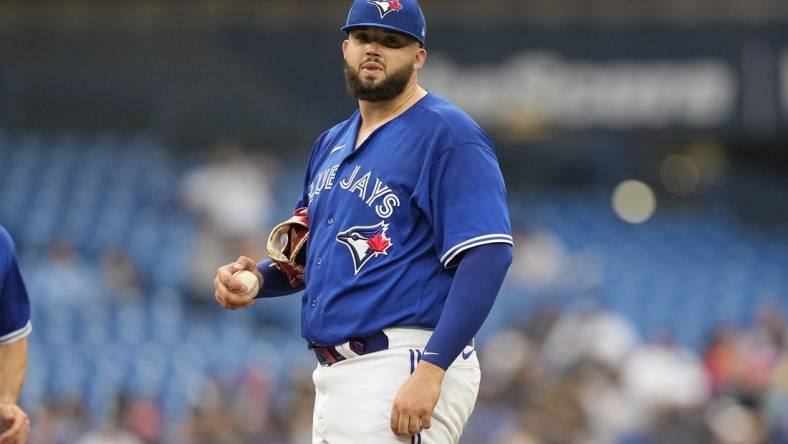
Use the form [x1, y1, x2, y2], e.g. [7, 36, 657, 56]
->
[464, 300, 788, 444]
[18, 296, 788, 444]
[5, 140, 788, 443]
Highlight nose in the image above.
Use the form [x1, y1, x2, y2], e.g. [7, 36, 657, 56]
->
[364, 42, 381, 57]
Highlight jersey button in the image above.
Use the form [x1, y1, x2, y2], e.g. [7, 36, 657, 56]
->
[311, 298, 317, 307]
[316, 257, 322, 265]
[327, 217, 334, 225]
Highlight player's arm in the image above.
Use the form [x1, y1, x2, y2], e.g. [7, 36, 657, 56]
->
[390, 243, 511, 437]
[392, 141, 513, 437]
[418, 242, 511, 370]
[0, 337, 30, 444]
[0, 338, 27, 404]
[0, 227, 32, 444]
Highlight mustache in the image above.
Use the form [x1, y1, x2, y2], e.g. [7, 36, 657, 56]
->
[360, 58, 386, 69]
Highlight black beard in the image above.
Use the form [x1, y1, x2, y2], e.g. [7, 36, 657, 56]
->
[344, 61, 413, 102]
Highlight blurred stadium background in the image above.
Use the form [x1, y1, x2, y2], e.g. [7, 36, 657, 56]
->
[2, 1, 788, 443]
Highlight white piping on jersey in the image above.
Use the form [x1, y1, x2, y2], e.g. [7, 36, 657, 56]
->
[0, 320, 32, 345]
[330, 144, 346, 154]
[441, 234, 514, 268]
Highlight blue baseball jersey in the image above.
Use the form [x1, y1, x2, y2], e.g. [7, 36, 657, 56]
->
[0, 225, 32, 345]
[298, 92, 512, 345]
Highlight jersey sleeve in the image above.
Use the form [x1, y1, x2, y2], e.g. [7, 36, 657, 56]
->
[428, 143, 513, 268]
[0, 229, 32, 345]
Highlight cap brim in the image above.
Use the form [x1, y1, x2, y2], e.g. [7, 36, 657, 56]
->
[341, 23, 424, 45]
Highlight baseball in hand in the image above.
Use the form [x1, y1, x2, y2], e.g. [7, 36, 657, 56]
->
[233, 270, 260, 297]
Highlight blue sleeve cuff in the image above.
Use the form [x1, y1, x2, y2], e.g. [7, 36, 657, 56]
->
[256, 258, 305, 298]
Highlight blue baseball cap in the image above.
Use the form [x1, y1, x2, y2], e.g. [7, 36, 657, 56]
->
[341, 0, 427, 46]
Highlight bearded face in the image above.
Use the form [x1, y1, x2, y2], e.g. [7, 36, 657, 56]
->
[344, 59, 415, 102]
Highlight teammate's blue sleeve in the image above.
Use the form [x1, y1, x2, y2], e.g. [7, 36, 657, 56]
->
[255, 258, 304, 297]
[0, 227, 32, 345]
[421, 243, 512, 370]
[427, 143, 513, 268]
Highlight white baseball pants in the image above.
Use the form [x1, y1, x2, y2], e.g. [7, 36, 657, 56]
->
[311, 327, 481, 444]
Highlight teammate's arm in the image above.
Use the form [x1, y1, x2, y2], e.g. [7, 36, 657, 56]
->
[0, 227, 32, 444]
[0, 338, 30, 444]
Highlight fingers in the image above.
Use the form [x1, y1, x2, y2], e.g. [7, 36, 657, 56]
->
[389, 406, 399, 435]
[232, 257, 264, 293]
[0, 406, 29, 444]
[218, 263, 247, 293]
[408, 415, 421, 435]
[233, 256, 258, 272]
[214, 276, 255, 310]
[390, 405, 431, 437]
[397, 411, 410, 437]
[214, 262, 256, 310]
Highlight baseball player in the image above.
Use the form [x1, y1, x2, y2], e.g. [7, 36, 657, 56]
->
[214, 0, 512, 442]
[0, 225, 32, 444]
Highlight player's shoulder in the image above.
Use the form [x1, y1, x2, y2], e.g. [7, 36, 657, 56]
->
[413, 93, 493, 152]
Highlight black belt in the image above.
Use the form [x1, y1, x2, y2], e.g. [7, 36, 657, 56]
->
[309, 331, 390, 366]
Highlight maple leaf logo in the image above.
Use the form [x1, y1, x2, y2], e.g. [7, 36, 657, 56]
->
[367, 232, 391, 253]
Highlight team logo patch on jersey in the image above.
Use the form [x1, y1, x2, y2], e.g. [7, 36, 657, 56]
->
[336, 221, 392, 275]
[367, 0, 403, 19]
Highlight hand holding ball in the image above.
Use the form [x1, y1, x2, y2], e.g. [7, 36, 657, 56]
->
[233, 270, 260, 298]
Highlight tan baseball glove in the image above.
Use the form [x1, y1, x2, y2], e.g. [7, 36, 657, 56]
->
[267, 207, 308, 287]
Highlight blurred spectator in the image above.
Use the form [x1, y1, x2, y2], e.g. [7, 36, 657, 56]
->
[227, 365, 282, 442]
[75, 395, 145, 444]
[279, 369, 317, 444]
[705, 302, 784, 400]
[28, 398, 89, 444]
[509, 228, 567, 290]
[180, 141, 274, 241]
[173, 367, 289, 444]
[26, 239, 97, 306]
[101, 246, 145, 302]
[766, 352, 788, 443]
[542, 301, 639, 371]
[621, 334, 710, 412]
[180, 141, 275, 303]
[177, 377, 245, 444]
[122, 397, 164, 444]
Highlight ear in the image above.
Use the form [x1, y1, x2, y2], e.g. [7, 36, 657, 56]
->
[342, 39, 349, 60]
[414, 47, 427, 71]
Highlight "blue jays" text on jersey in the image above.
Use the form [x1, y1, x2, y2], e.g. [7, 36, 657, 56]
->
[298, 93, 512, 345]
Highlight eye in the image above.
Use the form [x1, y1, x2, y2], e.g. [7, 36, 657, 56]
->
[355, 33, 370, 43]
[383, 36, 403, 47]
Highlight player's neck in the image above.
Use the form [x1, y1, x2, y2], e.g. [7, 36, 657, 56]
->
[358, 82, 426, 131]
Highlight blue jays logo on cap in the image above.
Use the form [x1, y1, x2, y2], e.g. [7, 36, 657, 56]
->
[336, 221, 393, 275]
[367, 0, 403, 19]
[342, 0, 427, 46]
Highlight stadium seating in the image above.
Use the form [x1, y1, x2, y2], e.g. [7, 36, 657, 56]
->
[1, 130, 786, 419]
